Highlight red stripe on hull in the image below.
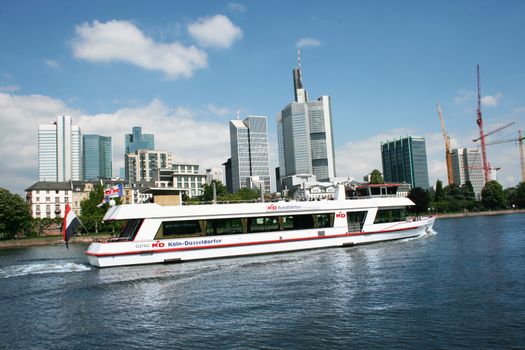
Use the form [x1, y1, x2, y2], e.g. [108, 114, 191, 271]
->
[86, 224, 425, 258]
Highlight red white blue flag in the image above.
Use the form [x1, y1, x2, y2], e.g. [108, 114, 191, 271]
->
[62, 203, 80, 248]
[97, 183, 123, 207]
[104, 183, 123, 198]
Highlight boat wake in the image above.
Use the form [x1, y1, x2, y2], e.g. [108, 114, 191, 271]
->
[0, 262, 91, 279]
[403, 227, 438, 242]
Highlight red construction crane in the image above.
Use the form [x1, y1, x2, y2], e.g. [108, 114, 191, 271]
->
[475, 65, 490, 183]
[486, 130, 525, 183]
[472, 121, 515, 142]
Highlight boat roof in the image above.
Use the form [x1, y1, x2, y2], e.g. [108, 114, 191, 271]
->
[103, 197, 414, 221]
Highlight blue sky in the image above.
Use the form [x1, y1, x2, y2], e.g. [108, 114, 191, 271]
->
[1, 0, 524, 194]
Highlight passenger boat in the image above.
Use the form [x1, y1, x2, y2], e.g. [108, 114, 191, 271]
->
[85, 185, 435, 267]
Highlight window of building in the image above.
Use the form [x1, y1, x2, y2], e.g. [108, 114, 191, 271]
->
[46, 197, 50, 202]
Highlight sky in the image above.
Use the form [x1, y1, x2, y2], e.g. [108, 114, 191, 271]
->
[1, 0, 524, 195]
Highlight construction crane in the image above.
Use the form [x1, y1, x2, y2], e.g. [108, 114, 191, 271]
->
[475, 64, 491, 182]
[436, 104, 453, 185]
[472, 121, 515, 142]
[486, 130, 525, 183]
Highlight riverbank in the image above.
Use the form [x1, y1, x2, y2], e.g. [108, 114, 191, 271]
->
[434, 208, 525, 219]
[0, 234, 111, 249]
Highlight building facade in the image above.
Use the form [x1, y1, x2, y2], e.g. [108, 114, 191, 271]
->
[229, 116, 271, 193]
[450, 148, 485, 200]
[125, 126, 155, 154]
[125, 150, 173, 183]
[277, 67, 336, 183]
[38, 115, 82, 182]
[154, 164, 207, 198]
[83, 134, 112, 180]
[381, 136, 429, 189]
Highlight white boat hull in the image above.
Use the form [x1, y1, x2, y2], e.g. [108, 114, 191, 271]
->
[86, 217, 435, 268]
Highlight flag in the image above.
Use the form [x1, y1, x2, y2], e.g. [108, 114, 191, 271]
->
[62, 203, 81, 248]
[104, 183, 123, 199]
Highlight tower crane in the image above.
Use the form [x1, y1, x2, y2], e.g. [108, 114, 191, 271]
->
[486, 130, 525, 183]
[436, 104, 453, 185]
[472, 121, 515, 142]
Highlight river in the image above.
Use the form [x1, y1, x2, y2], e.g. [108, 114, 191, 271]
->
[1, 214, 524, 349]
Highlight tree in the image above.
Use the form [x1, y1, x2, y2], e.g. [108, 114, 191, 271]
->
[199, 181, 231, 202]
[80, 185, 120, 233]
[408, 187, 429, 214]
[0, 188, 32, 240]
[434, 180, 445, 202]
[233, 187, 261, 201]
[369, 169, 384, 184]
[506, 182, 525, 209]
[461, 181, 476, 201]
[481, 180, 506, 210]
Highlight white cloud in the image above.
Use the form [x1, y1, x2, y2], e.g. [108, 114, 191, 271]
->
[206, 104, 232, 117]
[44, 59, 60, 69]
[453, 90, 475, 104]
[0, 85, 19, 92]
[481, 92, 502, 107]
[72, 20, 208, 79]
[296, 38, 321, 48]
[513, 106, 525, 114]
[0, 93, 230, 195]
[228, 3, 247, 12]
[187, 15, 243, 49]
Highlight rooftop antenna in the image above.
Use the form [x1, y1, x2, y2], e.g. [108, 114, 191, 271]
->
[236, 108, 240, 120]
[297, 48, 302, 82]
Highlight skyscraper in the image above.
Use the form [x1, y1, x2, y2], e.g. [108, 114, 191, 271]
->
[450, 148, 485, 200]
[83, 134, 112, 180]
[125, 150, 173, 183]
[38, 115, 82, 181]
[229, 116, 271, 193]
[125, 126, 155, 153]
[381, 136, 429, 189]
[277, 64, 336, 183]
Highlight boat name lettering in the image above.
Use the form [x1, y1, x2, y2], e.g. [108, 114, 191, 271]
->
[335, 212, 346, 218]
[152, 241, 165, 248]
[183, 239, 222, 246]
[266, 204, 303, 211]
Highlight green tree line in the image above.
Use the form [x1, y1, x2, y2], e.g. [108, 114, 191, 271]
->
[408, 180, 525, 214]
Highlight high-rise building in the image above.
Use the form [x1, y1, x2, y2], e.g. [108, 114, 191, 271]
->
[277, 65, 336, 183]
[450, 148, 485, 200]
[381, 136, 429, 189]
[125, 126, 154, 154]
[83, 134, 112, 180]
[38, 115, 82, 182]
[229, 116, 271, 193]
[125, 150, 173, 183]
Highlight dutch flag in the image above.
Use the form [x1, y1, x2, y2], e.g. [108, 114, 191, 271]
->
[62, 203, 81, 248]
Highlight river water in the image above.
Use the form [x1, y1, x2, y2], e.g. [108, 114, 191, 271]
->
[1, 214, 524, 349]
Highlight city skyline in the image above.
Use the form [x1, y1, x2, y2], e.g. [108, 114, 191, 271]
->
[1, 1, 524, 194]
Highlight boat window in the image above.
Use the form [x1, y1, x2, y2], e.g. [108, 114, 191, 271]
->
[155, 220, 201, 239]
[313, 213, 334, 229]
[347, 211, 367, 232]
[280, 214, 314, 231]
[205, 218, 245, 235]
[119, 219, 142, 241]
[248, 216, 280, 233]
[374, 208, 407, 224]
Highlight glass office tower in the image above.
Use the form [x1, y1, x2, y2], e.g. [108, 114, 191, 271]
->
[83, 134, 112, 180]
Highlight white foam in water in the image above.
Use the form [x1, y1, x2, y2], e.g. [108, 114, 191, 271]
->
[0, 262, 91, 278]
